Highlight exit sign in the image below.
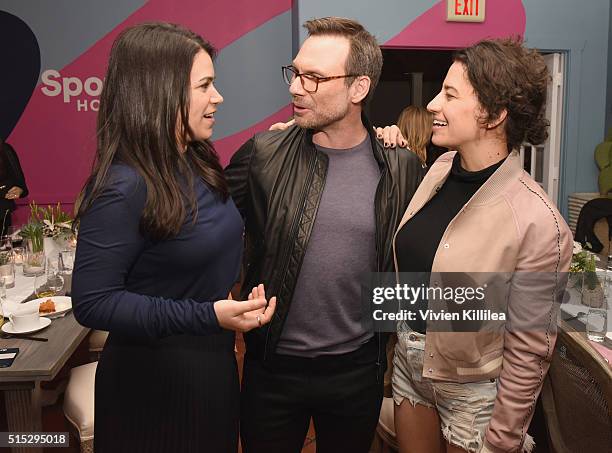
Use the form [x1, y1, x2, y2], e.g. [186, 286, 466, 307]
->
[447, 0, 485, 22]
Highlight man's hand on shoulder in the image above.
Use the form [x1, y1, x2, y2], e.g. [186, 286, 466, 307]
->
[269, 118, 296, 131]
[374, 125, 407, 149]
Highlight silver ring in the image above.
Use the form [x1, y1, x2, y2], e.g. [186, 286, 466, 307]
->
[256, 315, 262, 327]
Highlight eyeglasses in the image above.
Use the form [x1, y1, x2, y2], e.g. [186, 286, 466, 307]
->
[282, 65, 358, 93]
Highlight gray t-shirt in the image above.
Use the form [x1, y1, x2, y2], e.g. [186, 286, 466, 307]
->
[276, 136, 380, 357]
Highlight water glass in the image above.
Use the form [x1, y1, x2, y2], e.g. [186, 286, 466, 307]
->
[12, 246, 24, 266]
[6, 226, 22, 247]
[23, 250, 45, 276]
[59, 249, 75, 274]
[46, 258, 64, 294]
[587, 277, 609, 343]
[0, 261, 15, 289]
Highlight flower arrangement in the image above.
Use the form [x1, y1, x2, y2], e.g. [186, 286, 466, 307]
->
[571, 241, 600, 290]
[18, 203, 74, 255]
[30, 203, 73, 240]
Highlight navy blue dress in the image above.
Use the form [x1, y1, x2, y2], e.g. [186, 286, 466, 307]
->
[72, 164, 243, 453]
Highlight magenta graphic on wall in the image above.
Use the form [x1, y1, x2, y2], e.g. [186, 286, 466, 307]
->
[4, 0, 291, 216]
[4, 0, 526, 216]
[385, 0, 526, 48]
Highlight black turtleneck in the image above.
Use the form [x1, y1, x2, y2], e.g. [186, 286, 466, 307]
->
[395, 153, 505, 332]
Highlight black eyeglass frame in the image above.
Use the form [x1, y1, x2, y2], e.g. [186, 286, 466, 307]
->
[281, 65, 358, 93]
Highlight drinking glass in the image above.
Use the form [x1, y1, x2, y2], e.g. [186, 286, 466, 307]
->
[23, 249, 45, 276]
[12, 246, 24, 267]
[59, 249, 75, 274]
[46, 258, 64, 294]
[6, 226, 22, 246]
[586, 271, 610, 342]
[34, 259, 64, 298]
[0, 254, 15, 289]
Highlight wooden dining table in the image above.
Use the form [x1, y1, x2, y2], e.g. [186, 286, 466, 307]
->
[0, 273, 89, 453]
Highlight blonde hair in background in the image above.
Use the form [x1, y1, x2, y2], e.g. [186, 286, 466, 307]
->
[397, 106, 433, 164]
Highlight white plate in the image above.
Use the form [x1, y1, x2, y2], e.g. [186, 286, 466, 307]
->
[2, 317, 52, 334]
[31, 296, 72, 319]
[2, 297, 72, 319]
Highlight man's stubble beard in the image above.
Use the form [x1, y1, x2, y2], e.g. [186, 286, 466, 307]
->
[293, 97, 350, 130]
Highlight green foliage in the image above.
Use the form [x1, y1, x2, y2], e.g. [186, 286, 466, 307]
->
[29, 202, 73, 239]
[594, 130, 612, 195]
[571, 243, 600, 290]
[19, 222, 44, 253]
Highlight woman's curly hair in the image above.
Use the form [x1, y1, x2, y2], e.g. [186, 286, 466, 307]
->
[453, 38, 550, 151]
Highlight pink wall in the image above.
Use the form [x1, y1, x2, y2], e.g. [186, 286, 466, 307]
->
[385, 0, 525, 48]
[10, 0, 528, 225]
[10, 0, 292, 225]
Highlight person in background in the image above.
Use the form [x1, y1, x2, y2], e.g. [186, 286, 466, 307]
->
[397, 105, 447, 168]
[387, 39, 572, 453]
[396, 105, 431, 165]
[0, 139, 28, 235]
[71, 22, 275, 453]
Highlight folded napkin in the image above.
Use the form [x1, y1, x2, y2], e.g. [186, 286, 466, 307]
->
[12, 301, 39, 316]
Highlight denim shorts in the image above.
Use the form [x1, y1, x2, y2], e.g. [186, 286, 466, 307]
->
[392, 330, 501, 453]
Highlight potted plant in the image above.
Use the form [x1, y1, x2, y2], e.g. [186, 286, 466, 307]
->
[572, 242, 605, 308]
[30, 202, 74, 257]
[19, 220, 45, 276]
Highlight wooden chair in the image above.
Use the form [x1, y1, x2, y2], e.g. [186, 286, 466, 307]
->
[540, 326, 612, 452]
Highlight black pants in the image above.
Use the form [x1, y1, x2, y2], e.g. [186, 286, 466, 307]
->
[240, 339, 383, 453]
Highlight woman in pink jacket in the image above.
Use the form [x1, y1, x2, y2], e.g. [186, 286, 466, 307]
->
[390, 39, 572, 453]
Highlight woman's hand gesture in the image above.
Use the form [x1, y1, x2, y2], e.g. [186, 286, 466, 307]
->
[214, 284, 276, 332]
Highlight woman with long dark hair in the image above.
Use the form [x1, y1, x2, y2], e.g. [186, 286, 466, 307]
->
[72, 22, 275, 453]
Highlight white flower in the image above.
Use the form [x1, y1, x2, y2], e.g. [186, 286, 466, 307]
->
[573, 241, 582, 254]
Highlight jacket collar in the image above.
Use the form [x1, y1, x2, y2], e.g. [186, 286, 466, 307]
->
[396, 150, 523, 232]
[303, 112, 385, 167]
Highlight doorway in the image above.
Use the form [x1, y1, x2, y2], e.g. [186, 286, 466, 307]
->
[369, 48, 566, 206]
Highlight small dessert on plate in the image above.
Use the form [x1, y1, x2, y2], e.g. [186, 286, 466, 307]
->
[39, 299, 56, 314]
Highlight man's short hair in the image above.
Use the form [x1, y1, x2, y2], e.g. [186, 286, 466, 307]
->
[304, 17, 382, 103]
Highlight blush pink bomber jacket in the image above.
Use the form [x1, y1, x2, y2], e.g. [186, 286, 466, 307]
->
[392, 151, 573, 453]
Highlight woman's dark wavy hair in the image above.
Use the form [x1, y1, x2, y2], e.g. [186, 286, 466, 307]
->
[453, 38, 550, 151]
[75, 22, 228, 240]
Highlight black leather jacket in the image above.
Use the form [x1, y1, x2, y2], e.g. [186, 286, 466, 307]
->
[226, 115, 424, 362]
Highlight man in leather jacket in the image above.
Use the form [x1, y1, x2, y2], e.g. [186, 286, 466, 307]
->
[226, 17, 423, 453]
